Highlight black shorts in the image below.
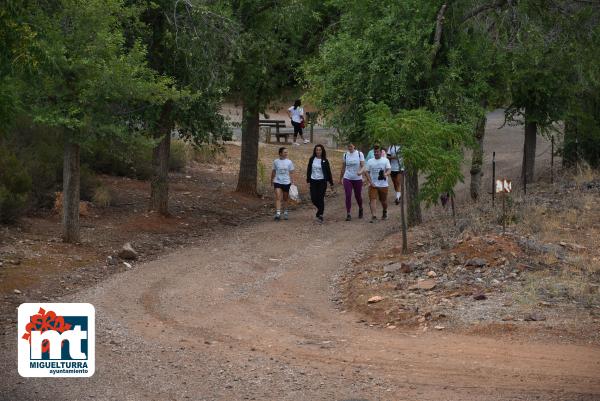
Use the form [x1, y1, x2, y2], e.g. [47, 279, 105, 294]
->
[391, 171, 401, 177]
[291, 120, 303, 136]
[274, 182, 291, 192]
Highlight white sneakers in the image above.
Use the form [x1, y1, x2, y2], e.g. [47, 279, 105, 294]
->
[293, 140, 310, 145]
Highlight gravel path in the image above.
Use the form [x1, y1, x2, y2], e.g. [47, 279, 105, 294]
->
[1, 190, 599, 401]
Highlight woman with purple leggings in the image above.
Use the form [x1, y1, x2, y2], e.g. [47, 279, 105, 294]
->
[339, 143, 365, 221]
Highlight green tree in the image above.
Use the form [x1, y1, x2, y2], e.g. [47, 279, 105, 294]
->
[24, 0, 173, 242]
[132, 0, 237, 214]
[0, 1, 36, 135]
[231, 0, 324, 194]
[365, 102, 470, 251]
[304, 1, 503, 222]
[468, 1, 600, 183]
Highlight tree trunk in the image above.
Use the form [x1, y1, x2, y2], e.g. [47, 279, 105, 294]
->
[406, 168, 422, 227]
[62, 139, 80, 243]
[236, 101, 260, 195]
[470, 115, 486, 201]
[521, 116, 537, 184]
[150, 102, 173, 215]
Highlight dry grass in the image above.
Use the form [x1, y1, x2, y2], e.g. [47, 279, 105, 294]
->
[92, 186, 112, 207]
[193, 143, 228, 164]
[516, 168, 600, 308]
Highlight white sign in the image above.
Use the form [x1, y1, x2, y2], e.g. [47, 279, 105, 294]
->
[495, 179, 512, 193]
[18, 303, 95, 377]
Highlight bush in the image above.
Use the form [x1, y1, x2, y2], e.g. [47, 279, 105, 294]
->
[83, 135, 154, 180]
[92, 185, 112, 207]
[193, 143, 226, 164]
[5, 118, 62, 209]
[0, 147, 32, 223]
[169, 139, 190, 172]
[79, 165, 100, 202]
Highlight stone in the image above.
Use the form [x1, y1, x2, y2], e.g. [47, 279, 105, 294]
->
[408, 279, 437, 291]
[106, 256, 117, 266]
[367, 296, 384, 304]
[516, 263, 532, 272]
[465, 258, 487, 268]
[524, 313, 546, 322]
[118, 243, 138, 260]
[123, 262, 132, 269]
[426, 271, 437, 278]
[434, 325, 445, 330]
[13, 289, 22, 295]
[384, 263, 402, 273]
[501, 315, 514, 321]
[473, 293, 487, 301]
[400, 263, 414, 273]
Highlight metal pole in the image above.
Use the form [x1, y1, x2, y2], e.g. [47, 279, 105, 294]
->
[502, 192, 506, 234]
[492, 151, 496, 207]
[309, 113, 314, 144]
[400, 171, 408, 254]
[551, 135, 554, 184]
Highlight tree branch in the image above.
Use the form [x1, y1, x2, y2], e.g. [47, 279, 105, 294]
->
[461, 0, 508, 23]
[431, 3, 448, 65]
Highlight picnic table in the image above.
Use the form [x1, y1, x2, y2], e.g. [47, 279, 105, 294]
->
[259, 119, 289, 143]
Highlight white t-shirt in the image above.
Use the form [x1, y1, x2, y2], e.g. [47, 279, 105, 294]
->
[288, 106, 304, 123]
[272, 159, 294, 184]
[311, 158, 324, 180]
[366, 157, 391, 188]
[387, 145, 403, 172]
[343, 150, 364, 181]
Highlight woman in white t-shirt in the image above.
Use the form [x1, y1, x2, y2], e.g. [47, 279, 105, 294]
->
[271, 147, 295, 221]
[305, 144, 334, 223]
[339, 143, 365, 221]
[287, 99, 307, 145]
[387, 144, 405, 205]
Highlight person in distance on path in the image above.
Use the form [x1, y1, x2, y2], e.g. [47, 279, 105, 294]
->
[306, 144, 334, 223]
[364, 145, 391, 223]
[271, 147, 295, 221]
[287, 99, 308, 145]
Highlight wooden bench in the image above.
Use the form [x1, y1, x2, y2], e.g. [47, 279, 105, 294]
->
[259, 119, 289, 143]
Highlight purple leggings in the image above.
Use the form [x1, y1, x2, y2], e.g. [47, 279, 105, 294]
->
[343, 178, 363, 213]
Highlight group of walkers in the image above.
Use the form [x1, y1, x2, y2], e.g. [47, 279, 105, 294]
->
[271, 142, 404, 224]
[275, 99, 404, 223]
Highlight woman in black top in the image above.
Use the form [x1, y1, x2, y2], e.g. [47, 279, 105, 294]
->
[306, 144, 334, 222]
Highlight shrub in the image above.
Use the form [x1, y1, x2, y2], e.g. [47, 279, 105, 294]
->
[92, 185, 112, 207]
[193, 143, 226, 164]
[169, 139, 190, 171]
[79, 165, 100, 202]
[83, 135, 154, 180]
[0, 147, 32, 223]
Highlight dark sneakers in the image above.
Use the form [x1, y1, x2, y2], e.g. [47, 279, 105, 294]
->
[358, 208, 364, 219]
[370, 215, 377, 223]
[346, 213, 352, 221]
[382, 210, 388, 220]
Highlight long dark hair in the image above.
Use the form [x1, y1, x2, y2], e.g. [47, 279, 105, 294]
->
[293, 99, 301, 109]
[312, 144, 327, 159]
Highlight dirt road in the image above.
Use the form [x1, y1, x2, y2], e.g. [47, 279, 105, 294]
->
[2, 190, 599, 400]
